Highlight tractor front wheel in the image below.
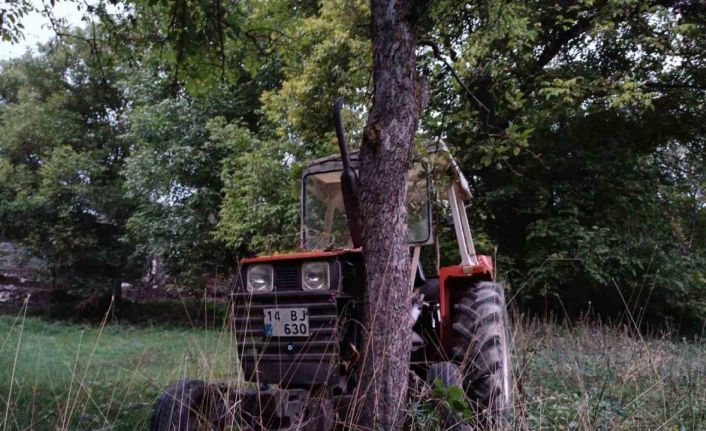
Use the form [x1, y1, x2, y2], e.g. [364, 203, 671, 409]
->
[450, 281, 512, 428]
[150, 380, 229, 431]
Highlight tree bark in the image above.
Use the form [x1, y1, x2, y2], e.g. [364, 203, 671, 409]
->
[354, 1, 427, 429]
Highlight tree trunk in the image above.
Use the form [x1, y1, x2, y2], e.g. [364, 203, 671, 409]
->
[355, 1, 427, 429]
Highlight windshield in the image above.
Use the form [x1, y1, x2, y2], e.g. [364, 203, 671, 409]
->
[302, 167, 431, 250]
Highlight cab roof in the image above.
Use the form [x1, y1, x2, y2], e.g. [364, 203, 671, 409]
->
[301, 142, 472, 200]
[303, 151, 359, 176]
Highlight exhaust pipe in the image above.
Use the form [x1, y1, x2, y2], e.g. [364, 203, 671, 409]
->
[332, 97, 363, 248]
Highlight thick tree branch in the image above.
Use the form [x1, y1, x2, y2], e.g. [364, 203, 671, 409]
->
[521, 0, 610, 95]
[419, 39, 490, 113]
[533, 2, 607, 73]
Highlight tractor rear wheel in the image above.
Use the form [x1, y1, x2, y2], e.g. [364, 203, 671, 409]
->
[450, 281, 512, 428]
[150, 380, 229, 431]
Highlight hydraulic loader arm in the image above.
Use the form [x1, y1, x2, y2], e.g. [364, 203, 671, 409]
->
[437, 142, 478, 266]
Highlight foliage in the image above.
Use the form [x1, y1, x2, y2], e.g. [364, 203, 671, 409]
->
[0, 0, 33, 43]
[209, 119, 301, 253]
[0, 36, 136, 290]
[0, 0, 704, 324]
[260, 0, 371, 148]
[121, 92, 240, 282]
[432, 378, 474, 420]
[413, 0, 706, 324]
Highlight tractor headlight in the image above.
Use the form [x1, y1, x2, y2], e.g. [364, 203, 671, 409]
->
[247, 264, 274, 292]
[302, 261, 330, 291]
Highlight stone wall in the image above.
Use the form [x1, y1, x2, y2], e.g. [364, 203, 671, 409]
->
[0, 241, 47, 280]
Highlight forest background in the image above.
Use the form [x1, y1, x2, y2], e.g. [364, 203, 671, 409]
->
[0, 0, 704, 329]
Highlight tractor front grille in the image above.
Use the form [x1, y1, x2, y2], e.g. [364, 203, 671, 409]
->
[232, 290, 344, 387]
[274, 264, 300, 291]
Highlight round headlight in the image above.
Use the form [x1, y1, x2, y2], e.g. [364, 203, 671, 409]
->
[247, 264, 273, 292]
[302, 261, 330, 291]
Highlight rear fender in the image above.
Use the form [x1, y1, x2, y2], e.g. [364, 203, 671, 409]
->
[438, 255, 494, 354]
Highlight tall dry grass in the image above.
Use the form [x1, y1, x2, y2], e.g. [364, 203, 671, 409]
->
[1, 294, 704, 430]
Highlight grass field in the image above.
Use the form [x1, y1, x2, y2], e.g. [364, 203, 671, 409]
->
[1, 309, 704, 430]
[0, 310, 238, 430]
[511, 317, 706, 430]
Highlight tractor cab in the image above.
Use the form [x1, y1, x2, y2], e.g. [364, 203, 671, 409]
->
[300, 143, 489, 269]
[301, 152, 432, 250]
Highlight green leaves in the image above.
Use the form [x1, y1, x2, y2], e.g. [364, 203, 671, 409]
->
[0, 0, 33, 43]
[39, 146, 101, 205]
[210, 120, 300, 254]
[419, 0, 706, 323]
[0, 36, 136, 289]
[432, 379, 474, 420]
[121, 93, 242, 281]
[606, 79, 656, 109]
[539, 77, 585, 103]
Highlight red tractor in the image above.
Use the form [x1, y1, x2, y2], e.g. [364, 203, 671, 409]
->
[151, 100, 512, 430]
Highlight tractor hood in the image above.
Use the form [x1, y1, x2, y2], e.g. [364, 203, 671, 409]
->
[241, 248, 360, 264]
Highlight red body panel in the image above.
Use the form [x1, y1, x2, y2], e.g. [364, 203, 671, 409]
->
[438, 255, 494, 353]
[241, 248, 361, 264]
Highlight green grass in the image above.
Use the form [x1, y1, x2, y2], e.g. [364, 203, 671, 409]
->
[512, 317, 706, 430]
[0, 310, 238, 430]
[1, 309, 704, 430]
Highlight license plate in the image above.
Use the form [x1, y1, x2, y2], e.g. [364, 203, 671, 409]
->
[263, 308, 309, 337]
